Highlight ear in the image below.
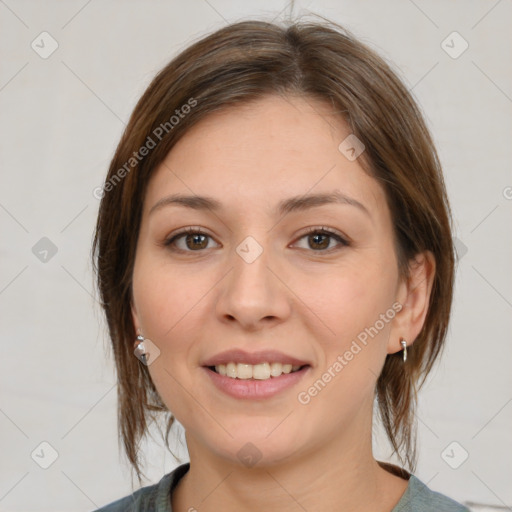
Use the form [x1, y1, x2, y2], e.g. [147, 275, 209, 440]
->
[387, 250, 436, 355]
[131, 300, 141, 335]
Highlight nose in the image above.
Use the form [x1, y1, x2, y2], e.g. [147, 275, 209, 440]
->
[215, 237, 292, 331]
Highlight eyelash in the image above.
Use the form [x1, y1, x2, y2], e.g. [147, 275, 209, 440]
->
[163, 226, 349, 254]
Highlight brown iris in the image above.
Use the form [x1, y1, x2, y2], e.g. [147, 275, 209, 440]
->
[185, 233, 209, 250]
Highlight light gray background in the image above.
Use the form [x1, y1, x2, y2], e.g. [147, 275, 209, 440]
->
[1, 1, 511, 511]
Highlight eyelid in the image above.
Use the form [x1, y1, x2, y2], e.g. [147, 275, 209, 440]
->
[164, 225, 350, 252]
[163, 226, 218, 247]
[291, 225, 350, 251]
[294, 225, 349, 244]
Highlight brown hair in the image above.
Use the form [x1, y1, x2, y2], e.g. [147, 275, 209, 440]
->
[92, 16, 454, 484]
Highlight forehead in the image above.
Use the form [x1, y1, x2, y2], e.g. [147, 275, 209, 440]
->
[144, 94, 386, 217]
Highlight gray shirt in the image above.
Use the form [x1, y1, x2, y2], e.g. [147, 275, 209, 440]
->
[93, 462, 470, 511]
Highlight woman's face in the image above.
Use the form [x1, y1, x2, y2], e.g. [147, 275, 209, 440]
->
[131, 94, 416, 466]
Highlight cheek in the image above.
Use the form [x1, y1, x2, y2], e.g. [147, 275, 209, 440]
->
[132, 255, 219, 374]
[299, 261, 395, 337]
[131, 258, 210, 414]
[295, 267, 396, 421]
[294, 254, 398, 389]
[133, 254, 201, 334]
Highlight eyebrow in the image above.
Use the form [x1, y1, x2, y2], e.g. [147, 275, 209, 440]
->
[149, 191, 370, 217]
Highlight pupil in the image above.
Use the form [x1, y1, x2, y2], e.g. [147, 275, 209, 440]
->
[311, 233, 328, 249]
[187, 234, 207, 250]
[184, 233, 330, 251]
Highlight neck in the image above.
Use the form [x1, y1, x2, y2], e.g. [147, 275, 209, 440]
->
[172, 420, 409, 512]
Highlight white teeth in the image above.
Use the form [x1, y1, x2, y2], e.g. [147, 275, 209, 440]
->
[271, 362, 291, 377]
[226, 362, 237, 378]
[214, 362, 302, 380]
[252, 362, 270, 380]
[237, 363, 253, 379]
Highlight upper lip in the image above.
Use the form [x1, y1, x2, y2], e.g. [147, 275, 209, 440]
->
[202, 349, 311, 367]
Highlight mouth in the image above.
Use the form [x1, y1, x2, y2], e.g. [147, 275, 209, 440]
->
[205, 362, 310, 380]
[203, 362, 311, 400]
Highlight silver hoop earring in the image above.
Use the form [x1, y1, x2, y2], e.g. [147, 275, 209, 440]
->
[134, 334, 147, 364]
[400, 339, 407, 363]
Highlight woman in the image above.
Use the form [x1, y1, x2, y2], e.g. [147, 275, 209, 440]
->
[92, 17, 469, 512]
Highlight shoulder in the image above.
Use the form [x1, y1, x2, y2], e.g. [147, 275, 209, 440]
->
[92, 477, 167, 512]
[393, 474, 470, 512]
[91, 463, 190, 512]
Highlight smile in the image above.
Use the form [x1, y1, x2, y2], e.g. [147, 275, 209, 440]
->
[203, 364, 311, 399]
[211, 362, 305, 380]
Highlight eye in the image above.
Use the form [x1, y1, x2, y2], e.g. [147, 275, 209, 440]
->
[164, 226, 349, 254]
[164, 227, 218, 252]
[293, 226, 349, 253]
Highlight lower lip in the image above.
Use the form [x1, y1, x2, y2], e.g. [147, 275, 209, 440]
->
[203, 366, 310, 400]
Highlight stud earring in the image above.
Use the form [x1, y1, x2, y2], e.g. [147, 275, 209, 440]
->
[134, 334, 147, 364]
[400, 338, 407, 363]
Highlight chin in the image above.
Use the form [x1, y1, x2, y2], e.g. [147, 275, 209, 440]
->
[206, 429, 301, 469]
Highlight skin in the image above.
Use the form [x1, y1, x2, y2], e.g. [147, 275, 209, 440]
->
[131, 94, 435, 512]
